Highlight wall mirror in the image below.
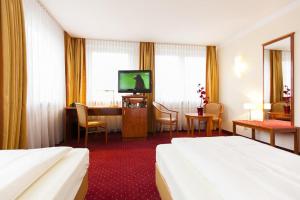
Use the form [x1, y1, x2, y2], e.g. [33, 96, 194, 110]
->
[263, 32, 295, 126]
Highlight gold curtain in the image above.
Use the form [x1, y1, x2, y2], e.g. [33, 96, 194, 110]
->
[0, 0, 27, 149]
[206, 46, 219, 103]
[64, 32, 86, 106]
[139, 42, 155, 132]
[270, 50, 283, 103]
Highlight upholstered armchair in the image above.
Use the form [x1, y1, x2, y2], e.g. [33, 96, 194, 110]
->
[204, 103, 224, 135]
[269, 102, 290, 121]
[152, 102, 178, 137]
[271, 102, 285, 113]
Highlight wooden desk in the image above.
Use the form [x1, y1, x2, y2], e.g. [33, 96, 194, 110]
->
[185, 113, 213, 137]
[232, 120, 299, 154]
[64, 106, 122, 142]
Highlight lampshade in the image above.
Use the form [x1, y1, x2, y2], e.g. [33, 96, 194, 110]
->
[243, 103, 256, 110]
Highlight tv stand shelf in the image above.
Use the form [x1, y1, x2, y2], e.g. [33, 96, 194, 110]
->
[122, 95, 147, 139]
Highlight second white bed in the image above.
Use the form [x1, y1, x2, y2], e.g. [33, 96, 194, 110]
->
[156, 136, 300, 200]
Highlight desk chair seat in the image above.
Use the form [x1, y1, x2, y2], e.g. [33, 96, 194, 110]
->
[88, 121, 107, 127]
[157, 117, 177, 122]
[75, 103, 108, 147]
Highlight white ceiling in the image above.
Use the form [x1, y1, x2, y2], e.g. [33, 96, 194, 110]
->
[39, 0, 294, 45]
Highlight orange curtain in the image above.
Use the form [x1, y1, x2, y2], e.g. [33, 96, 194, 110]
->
[206, 46, 219, 103]
[64, 32, 86, 106]
[0, 0, 27, 149]
[139, 42, 155, 132]
[270, 50, 283, 103]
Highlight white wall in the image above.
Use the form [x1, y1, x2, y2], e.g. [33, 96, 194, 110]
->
[219, 3, 300, 150]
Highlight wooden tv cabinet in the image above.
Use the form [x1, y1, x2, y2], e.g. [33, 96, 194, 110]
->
[122, 95, 147, 138]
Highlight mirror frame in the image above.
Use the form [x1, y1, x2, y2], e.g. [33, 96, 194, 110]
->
[262, 32, 295, 126]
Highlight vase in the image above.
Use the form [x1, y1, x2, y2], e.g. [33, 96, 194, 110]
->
[197, 107, 204, 116]
[283, 105, 290, 114]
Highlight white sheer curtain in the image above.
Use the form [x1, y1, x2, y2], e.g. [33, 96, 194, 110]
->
[24, 0, 66, 148]
[155, 43, 206, 130]
[282, 51, 291, 90]
[86, 40, 139, 131]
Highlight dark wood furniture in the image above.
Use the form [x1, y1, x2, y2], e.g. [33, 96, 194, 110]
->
[185, 113, 214, 137]
[232, 120, 299, 154]
[64, 106, 122, 142]
[122, 95, 147, 138]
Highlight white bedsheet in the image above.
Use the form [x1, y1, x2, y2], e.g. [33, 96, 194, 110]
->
[0, 147, 72, 200]
[156, 144, 222, 200]
[169, 136, 300, 200]
[17, 148, 89, 200]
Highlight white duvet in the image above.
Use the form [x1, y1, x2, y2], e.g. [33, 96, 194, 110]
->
[0, 147, 82, 200]
[168, 136, 300, 200]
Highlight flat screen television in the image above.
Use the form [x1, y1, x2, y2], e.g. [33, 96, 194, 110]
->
[118, 70, 152, 94]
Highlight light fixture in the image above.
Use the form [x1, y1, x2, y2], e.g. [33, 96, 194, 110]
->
[234, 56, 247, 78]
[243, 103, 256, 120]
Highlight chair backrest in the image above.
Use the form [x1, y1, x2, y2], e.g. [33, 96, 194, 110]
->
[271, 102, 285, 112]
[75, 103, 88, 127]
[204, 103, 223, 117]
[153, 101, 170, 119]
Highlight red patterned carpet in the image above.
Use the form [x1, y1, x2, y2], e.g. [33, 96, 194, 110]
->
[68, 131, 227, 200]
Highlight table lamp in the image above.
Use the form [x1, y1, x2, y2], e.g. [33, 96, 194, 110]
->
[243, 103, 256, 120]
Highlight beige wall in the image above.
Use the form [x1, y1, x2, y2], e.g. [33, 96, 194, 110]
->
[219, 4, 300, 150]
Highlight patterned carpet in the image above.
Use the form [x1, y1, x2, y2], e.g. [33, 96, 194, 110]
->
[69, 131, 227, 200]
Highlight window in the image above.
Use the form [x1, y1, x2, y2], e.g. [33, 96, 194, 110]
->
[24, 0, 65, 147]
[155, 43, 206, 129]
[86, 40, 139, 106]
[86, 40, 139, 131]
[264, 50, 291, 103]
[282, 51, 291, 90]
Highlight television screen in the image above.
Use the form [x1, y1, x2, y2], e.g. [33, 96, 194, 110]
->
[118, 70, 152, 93]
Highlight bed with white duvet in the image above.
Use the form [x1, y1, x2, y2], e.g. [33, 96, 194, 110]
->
[0, 147, 89, 200]
[156, 136, 300, 200]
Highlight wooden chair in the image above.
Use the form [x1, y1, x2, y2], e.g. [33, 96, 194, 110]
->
[204, 103, 224, 135]
[75, 103, 108, 147]
[269, 102, 290, 121]
[153, 102, 178, 137]
[271, 102, 285, 113]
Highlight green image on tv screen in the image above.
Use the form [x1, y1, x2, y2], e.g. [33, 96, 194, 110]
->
[119, 71, 150, 91]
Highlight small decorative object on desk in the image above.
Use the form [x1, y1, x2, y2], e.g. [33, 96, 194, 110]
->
[283, 85, 291, 114]
[197, 84, 209, 115]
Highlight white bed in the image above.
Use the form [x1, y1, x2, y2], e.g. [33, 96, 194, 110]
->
[156, 136, 300, 200]
[0, 147, 89, 200]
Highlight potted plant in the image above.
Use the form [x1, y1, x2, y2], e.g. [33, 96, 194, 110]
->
[197, 84, 209, 115]
[283, 85, 291, 114]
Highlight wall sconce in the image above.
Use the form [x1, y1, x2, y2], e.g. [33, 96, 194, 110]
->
[234, 56, 247, 78]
